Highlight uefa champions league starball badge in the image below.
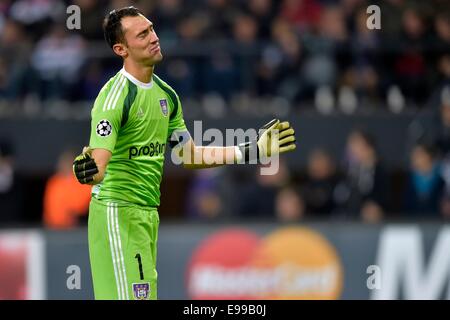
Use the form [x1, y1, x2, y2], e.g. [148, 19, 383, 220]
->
[96, 119, 112, 137]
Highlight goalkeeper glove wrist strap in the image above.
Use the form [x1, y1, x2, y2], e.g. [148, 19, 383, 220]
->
[234, 146, 243, 164]
[237, 141, 258, 163]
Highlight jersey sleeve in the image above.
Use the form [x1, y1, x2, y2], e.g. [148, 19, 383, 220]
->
[89, 75, 129, 153]
[166, 86, 191, 149]
[167, 91, 188, 138]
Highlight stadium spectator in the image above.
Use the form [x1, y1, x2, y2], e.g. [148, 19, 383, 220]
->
[43, 149, 91, 229]
[74, 0, 107, 41]
[342, 5, 381, 108]
[378, 0, 404, 38]
[279, 0, 322, 33]
[79, 60, 110, 101]
[425, 56, 450, 111]
[151, 0, 183, 42]
[233, 13, 259, 46]
[203, 0, 238, 39]
[300, 148, 339, 216]
[225, 13, 260, 97]
[275, 185, 305, 222]
[335, 129, 388, 223]
[158, 13, 205, 98]
[392, 5, 433, 106]
[185, 167, 236, 220]
[404, 144, 445, 217]
[434, 9, 450, 45]
[257, 18, 303, 101]
[432, 10, 450, 81]
[9, 0, 65, 41]
[0, 18, 32, 101]
[0, 58, 7, 100]
[238, 160, 291, 218]
[300, 5, 348, 103]
[433, 93, 450, 219]
[30, 23, 86, 101]
[433, 94, 450, 157]
[202, 50, 239, 101]
[244, 0, 277, 40]
[0, 0, 448, 109]
[0, 139, 24, 225]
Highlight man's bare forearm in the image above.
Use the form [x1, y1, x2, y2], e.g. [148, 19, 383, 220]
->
[86, 148, 111, 184]
[182, 146, 238, 169]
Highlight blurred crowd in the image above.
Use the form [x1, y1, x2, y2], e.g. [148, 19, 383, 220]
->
[1, 0, 450, 228]
[2, 98, 450, 227]
[185, 95, 450, 223]
[0, 0, 449, 112]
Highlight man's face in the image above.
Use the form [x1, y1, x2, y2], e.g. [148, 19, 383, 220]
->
[119, 14, 163, 66]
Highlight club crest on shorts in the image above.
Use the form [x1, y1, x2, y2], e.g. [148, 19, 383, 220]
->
[132, 282, 150, 300]
[159, 99, 168, 117]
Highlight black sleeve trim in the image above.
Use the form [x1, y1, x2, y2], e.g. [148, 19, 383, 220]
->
[121, 80, 138, 127]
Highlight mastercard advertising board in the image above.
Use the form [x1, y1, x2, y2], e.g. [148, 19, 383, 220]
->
[0, 231, 45, 300]
[186, 227, 343, 300]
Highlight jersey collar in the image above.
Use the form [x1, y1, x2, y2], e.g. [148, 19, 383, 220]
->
[120, 67, 154, 89]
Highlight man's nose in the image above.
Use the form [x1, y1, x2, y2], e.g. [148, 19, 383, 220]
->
[150, 32, 159, 44]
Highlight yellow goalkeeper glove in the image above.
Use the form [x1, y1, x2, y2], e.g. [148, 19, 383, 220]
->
[237, 119, 296, 163]
[73, 146, 99, 184]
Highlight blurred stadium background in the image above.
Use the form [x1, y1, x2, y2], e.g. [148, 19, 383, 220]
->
[0, 0, 450, 299]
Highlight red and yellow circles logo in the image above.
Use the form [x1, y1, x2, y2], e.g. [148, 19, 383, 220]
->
[186, 227, 343, 300]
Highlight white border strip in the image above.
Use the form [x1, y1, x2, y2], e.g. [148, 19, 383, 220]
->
[102, 75, 123, 112]
[114, 203, 129, 299]
[107, 202, 122, 299]
[27, 231, 46, 300]
[107, 76, 126, 111]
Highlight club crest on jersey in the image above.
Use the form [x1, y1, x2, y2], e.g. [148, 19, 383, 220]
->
[132, 282, 150, 300]
[96, 119, 112, 137]
[159, 99, 168, 117]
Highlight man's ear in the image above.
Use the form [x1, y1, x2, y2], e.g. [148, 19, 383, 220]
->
[112, 43, 127, 58]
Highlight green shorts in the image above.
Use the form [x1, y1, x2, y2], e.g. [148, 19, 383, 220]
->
[88, 197, 159, 300]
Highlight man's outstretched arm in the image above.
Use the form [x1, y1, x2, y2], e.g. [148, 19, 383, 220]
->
[175, 119, 297, 169]
[179, 140, 239, 169]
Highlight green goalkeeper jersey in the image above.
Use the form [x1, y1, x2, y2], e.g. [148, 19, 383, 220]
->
[89, 68, 187, 207]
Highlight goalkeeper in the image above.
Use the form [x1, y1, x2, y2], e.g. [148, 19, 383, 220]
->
[73, 6, 296, 300]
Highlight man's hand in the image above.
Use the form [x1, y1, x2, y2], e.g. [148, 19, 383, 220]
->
[238, 119, 296, 162]
[73, 146, 99, 184]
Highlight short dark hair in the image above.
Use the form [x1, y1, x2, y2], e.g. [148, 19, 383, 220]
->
[413, 143, 437, 159]
[349, 128, 378, 153]
[103, 6, 143, 49]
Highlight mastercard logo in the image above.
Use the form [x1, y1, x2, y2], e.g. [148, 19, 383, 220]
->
[186, 227, 343, 299]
